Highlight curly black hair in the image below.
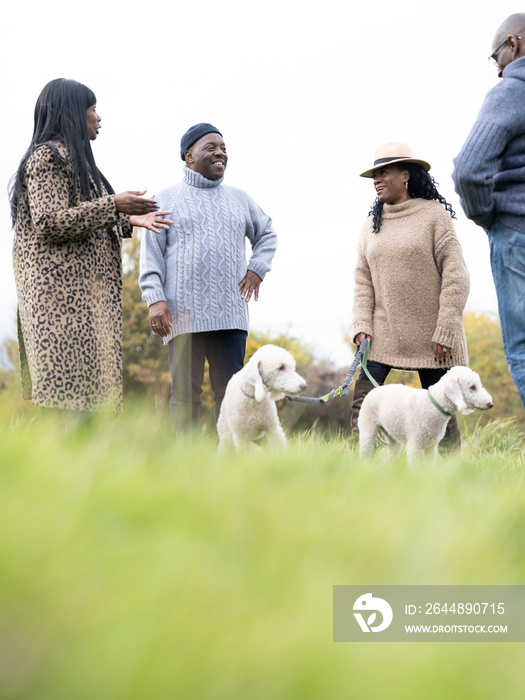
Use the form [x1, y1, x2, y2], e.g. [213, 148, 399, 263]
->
[368, 163, 456, 233]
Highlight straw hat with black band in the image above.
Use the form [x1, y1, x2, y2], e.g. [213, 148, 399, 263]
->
[360, 142, 431, 178]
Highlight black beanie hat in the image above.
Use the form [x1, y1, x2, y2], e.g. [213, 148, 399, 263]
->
[180, 123, 222, 160]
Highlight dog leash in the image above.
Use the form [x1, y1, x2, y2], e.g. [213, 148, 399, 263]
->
[287, 337, 454, 415]
[350, 342, 453, 415]
[286, 338, 379, 404]
[357, 339, 380, 389]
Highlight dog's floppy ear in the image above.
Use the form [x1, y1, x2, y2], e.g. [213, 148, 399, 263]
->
[242, 359, 267, 403]
[443, 373, 470, 414]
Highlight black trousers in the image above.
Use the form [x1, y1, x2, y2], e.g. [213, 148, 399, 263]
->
[168, 329, 248, 425]
[358, 360, 447, 389]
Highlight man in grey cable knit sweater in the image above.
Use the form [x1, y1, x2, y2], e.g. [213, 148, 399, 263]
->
[453, 13, 525, 410]
[139, 123, 277, 430]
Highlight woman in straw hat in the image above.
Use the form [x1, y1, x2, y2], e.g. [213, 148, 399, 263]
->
[350, 142, 470, 451]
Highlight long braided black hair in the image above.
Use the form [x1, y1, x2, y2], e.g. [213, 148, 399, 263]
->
[368, 163, 456, 233]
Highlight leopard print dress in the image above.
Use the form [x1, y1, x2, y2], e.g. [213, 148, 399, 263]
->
[12, 142, 132, 412]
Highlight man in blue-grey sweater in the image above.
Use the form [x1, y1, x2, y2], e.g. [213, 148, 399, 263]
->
[453, 13, 525, 410]
[139, 123, 277, 430]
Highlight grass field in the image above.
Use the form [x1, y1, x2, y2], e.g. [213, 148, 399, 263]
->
[0, 400, 524, 699]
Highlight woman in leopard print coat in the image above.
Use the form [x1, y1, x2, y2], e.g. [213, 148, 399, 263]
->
[10, 79, 172, 413]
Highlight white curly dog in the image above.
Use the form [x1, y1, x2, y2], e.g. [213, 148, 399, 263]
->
[358, 366, 493, 463]
[218, 344, 307, 450]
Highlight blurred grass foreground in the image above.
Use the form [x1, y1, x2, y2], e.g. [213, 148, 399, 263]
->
[0, 401, 525, 700]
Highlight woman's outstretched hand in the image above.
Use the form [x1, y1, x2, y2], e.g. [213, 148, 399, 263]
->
[115, 190, 158, 215]
[115, 191, 173, 233]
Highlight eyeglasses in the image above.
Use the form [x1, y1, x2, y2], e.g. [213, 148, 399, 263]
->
[488, 36, 521, 66]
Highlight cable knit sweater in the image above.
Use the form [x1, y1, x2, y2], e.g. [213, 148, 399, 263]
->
[352, 198, 470, 370]
[139, 167, 277, 342]
[453, 56, 525, 233]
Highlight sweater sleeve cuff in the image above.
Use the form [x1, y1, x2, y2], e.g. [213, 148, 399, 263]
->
[352, 321, 373, 343]
[143, 291, 167, 307]
[432, 328, 457, 348]
[119, 211, 133, 238]
[247, 261, 268, 280]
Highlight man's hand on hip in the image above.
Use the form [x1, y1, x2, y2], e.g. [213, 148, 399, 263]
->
[238, 270, 262, 302]
[149, 301, 173, 337]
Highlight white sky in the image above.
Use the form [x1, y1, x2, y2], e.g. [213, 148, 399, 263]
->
[0, 0, 515, 366]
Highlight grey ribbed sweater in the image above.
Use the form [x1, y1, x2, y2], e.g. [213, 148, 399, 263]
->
[139, 167, 277, 342]
[352, 198, 470, 370]
[453, 56, 525, 233]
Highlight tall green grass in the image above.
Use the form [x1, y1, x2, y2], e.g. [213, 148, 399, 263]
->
[0, 402, 524, 699]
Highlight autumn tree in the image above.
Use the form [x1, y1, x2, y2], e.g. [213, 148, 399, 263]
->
[122, 235, 171, 406]
[462, 311, 524, 430]
[0, 337, 19, 394]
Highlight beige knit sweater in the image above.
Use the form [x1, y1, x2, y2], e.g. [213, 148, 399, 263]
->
[352, 198, 470, 370]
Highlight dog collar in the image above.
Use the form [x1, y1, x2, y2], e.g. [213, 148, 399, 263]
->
[427, 390, 454, 417]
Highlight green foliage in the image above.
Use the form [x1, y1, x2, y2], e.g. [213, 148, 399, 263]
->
[462, 312, 524, 430]
[0, 337, 18, 393]
[0, 337, 36, 420]
[245, 329, 315, 369]
[0, 405, 524, 699]
[122, 235, 171, 405]
[461, 417, 525, 466]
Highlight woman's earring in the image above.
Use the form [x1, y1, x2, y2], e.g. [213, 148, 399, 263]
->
[405, 182, 409, 190]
